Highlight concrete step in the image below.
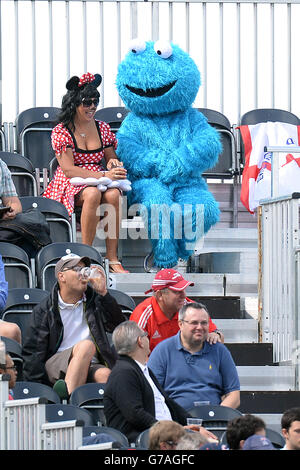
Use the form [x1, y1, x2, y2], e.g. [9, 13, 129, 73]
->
[237, 365, 296, 391]
[256, 414, 283, 434]
[214, 319, 258, 343]
[194, 227, 258, 255]
[108, 272, 258, 298]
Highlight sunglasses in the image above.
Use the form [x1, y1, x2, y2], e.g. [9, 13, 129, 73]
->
[81, 98, 99, 108]
[62, 266, 82, 273]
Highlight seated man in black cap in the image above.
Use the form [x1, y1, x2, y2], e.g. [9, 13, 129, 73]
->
[22, 253, 124, 398]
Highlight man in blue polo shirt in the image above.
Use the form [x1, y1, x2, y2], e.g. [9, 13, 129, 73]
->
[147, 302, 240, 411]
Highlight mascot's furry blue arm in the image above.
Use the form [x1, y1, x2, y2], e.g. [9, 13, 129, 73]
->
[116, 39, 222, 269]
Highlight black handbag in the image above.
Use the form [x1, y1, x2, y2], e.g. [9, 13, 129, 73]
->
[0, 208, 52, 249]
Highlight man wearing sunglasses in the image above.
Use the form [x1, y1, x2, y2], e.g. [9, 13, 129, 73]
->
[148, 302, 240, 411]
[22, 253, 124, 399]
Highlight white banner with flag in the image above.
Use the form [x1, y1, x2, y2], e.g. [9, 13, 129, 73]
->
[239, 121, 300, 213]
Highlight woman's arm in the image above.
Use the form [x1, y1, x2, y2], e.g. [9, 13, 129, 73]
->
[57, 148, 126, 181]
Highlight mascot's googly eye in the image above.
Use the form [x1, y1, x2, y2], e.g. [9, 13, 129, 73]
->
[154, 40, 173, 59]
[128, 38, 146, 55]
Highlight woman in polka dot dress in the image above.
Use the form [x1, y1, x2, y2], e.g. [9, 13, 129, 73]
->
[44, 72, 129, 273]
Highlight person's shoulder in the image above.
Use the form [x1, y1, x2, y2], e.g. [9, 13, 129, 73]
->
[130, 297, 152, 318]
[52, 122, 71, 137]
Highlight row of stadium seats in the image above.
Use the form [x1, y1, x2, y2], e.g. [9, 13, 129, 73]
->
[3, 105, 299, 192]
[0, 354, 286, 449]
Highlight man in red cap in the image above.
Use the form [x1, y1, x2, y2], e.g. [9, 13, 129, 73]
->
[130, 269, 224, 351]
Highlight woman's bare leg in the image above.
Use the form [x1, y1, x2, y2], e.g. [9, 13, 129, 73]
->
[77, 187, 102, 245]
[102, 188, 128, 273]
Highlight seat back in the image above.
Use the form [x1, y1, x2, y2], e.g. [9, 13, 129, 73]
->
[0, 336, 24, 379]
[45, 403, 96, 426]
[108, 288, 136, 319]
[0, 152, 38, 196]
[0, 242, 33, 288]
[197, 108, 237, 178]
[188, 404, 243, 438]
[83, 426, 129, 448]
[19, 196, 74, 243]
[70, 383, 107, 426]
[239, 108, 300, 166]
[15, 107, 60, 173]
[265, 427, 285, 449]
[13, 381, 61, 404]
[35, 242, 104, 291]
[94, 107, 130, 134]
[2, 288, 49, 341]
[135, 428, 150, 449]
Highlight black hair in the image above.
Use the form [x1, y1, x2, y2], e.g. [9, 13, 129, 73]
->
[58, 73, 102, 129]
[226, 414, 266, 450]
[281, 407, 300, 431]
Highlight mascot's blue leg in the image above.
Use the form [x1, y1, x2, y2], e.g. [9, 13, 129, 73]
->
[173, 182, 220, 260]
[130, 179, 179, 268]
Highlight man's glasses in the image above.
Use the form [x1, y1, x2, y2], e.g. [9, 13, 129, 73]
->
[5, 366, 17, 371]
[181, 320, 209, 327]
[82, 98, 99, 108]
[62, 266, 82, 273]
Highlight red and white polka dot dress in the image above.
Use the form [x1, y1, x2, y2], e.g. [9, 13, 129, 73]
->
[43, 120, 117, 217]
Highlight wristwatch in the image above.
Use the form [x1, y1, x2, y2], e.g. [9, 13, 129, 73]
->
[213, 329, 222, 338]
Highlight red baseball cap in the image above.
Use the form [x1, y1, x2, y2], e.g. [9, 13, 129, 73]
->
[145, 269, 194, 294]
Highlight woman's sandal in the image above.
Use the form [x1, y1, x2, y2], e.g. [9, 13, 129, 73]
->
[109, 261, 130, 274]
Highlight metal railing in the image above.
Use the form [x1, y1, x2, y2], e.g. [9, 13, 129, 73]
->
[0, 375, 84, 450]
[259, 190, 299, 365]
[1, 0, 300, 126]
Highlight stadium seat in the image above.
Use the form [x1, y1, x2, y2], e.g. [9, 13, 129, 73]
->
[94, 107, 130, 134]
[19, 196, 75, 243]
[14, 107, 60, 175]
[82, 426, 129, 448]
[239, 108, 300, 167]
[46, 403, 96, 426]
[0, 336, 23, 379]
[70, 383, 106, 426]
[35, 242, 104, 291]
[197, 108, 238, 178]
[1, 288, 49, 342]
[187, 404, 243, 439]
[0, 242, 34, 288]
[13, 381, 61, 404]
[265, 427, 285, 449]
[107, 288, 136, 319]
[0, 151, 38, 196]
[135, 428, 150, 449]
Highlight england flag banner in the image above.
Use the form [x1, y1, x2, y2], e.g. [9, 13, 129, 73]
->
[239, 121, 300, 213]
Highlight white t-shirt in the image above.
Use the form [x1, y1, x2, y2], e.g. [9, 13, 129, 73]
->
[57, 292, 92, 352]
[135, 360, 172, 421]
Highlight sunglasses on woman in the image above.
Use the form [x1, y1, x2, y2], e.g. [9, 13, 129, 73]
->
[81, 98, 99, 108]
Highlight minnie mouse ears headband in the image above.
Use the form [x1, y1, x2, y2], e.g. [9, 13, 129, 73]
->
[66, 73, 102, 91]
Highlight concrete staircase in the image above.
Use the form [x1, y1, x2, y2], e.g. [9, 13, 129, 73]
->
[76, 182, 298, 435]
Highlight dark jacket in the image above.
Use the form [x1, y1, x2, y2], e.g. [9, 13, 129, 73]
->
[22, 282, 124, 384]
[103, 355, 189, 443]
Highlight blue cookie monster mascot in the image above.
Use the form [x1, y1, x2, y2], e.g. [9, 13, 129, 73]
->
[116, 39, 222, 269]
